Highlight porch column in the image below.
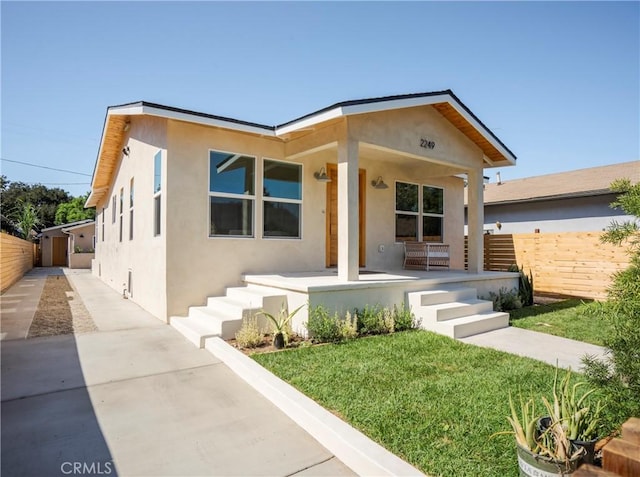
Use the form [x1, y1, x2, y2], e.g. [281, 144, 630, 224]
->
[337, 133, 359, 281]
[467, 168, 484, 273]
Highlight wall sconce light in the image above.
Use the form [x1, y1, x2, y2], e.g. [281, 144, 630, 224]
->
[495, 221, 502, 230]
[123, 121, 131, 132]
[371, 176, 388, 189]
[44, 235, 49, 239]
[122, 146, 130, 156]
[314, 167, 331, 182]
[79, 234, 85, 238]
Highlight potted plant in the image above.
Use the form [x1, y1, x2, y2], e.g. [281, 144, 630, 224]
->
[502, 368, 604, 476]
[259, 303, 304, 349]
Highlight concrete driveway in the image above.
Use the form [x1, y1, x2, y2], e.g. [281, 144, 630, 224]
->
[1, 269, 355, 477]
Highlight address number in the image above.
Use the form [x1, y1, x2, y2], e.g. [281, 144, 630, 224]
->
[420, 138, 435, 149]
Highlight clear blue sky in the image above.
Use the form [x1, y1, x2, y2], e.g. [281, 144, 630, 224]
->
[2, 1, 638, 198]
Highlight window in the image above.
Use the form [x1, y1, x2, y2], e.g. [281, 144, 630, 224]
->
[119, 187, 124, 242]
[209, 150, 255, 237]
[422, 185, 444, 242]
[395, 182, 419, 242]
[153, 151, 161, 236]
[129, 177, 134, 240]
[395, 182, 444, 242]
[101, 207, 105, 241]
[112, 195, 116, 223]
[263, 159, 302, 238]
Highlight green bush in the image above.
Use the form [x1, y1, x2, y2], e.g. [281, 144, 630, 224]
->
[235, 316, 263, 349]
[304, 305, 342, 343]
[488, 287, 522, 312]
[355, 304, 387, 335]
[393, 302, 420, 331]
[340, 311, 358, 341]
[508, 263, 534, 307]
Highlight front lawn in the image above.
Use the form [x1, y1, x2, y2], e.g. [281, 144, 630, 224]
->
[253, 331, 594, 477]
[509, 299, 611, 346]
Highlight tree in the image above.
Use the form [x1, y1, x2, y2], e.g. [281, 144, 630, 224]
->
[582, 178, 640, 423]
[55, 193, 95, 225]
[13, 200, 41, 241]
[0, 176, 71, 230]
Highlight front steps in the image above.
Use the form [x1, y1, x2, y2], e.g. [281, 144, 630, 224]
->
[170, 285, 287, 348]
[408, 287, 509, 339]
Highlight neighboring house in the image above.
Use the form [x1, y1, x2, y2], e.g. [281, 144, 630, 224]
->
[86, 90, 519, 339]
[465, 161, 640, 234]
[40, 220, 95, 268]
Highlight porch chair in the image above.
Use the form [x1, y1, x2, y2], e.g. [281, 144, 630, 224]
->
[403, 242, 450, 270]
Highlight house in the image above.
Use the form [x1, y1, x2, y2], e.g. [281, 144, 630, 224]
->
[40, 219, 95, 268]
[86, 90, 520, 342]
[465, 161, 640, 234]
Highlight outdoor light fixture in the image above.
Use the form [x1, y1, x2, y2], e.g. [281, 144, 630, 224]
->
[314, 167, 331, 182]
[122, 146, 130, 156]
[371, 176, 388, 189]
[123, 121, 131, 132]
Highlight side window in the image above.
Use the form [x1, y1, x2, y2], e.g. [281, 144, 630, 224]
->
[153, 151, 161, 236]
[263, 159, 302, 239]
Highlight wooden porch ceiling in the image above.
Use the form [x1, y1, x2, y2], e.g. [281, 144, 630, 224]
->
[432, 102, 506, 165]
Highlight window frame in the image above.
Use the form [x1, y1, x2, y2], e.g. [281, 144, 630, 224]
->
[262, 158, 303, 240]
[129, 177, 134, 241]
[208, 149, 256, 239]
[119, 187, 124, 242]
[153, 151, 162, 237]
[394, 181, 445, 243]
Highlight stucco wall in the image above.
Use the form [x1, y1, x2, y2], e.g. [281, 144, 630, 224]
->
[93, 116, 168, 320]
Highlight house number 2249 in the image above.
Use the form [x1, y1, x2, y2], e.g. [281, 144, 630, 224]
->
[420, 138, 435, 149]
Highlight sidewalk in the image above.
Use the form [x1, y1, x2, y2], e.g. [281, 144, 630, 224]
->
[1, 269, 355, 477]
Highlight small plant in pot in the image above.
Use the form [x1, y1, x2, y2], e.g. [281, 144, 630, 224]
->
[259, 303, 304, 349]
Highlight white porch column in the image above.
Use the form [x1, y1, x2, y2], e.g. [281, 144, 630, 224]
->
[467, 168, 484, 273]
[337, 133, 359, 281]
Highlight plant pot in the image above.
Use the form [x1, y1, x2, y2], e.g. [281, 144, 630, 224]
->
[571, 438, 597, 465]
[273, 332, 285, 349]
[516, 444, 581, 477]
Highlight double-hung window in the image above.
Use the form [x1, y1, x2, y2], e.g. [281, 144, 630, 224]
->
[395, 182, 444, 242]
[129, 177, 134, 240]
[119, 188, 124, 242]
[263, 159, 302, 239]
[209, 150, 255, 237]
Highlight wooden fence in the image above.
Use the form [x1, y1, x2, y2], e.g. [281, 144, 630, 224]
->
[480, 232, 631, 300]
[1, 232, 37, 292]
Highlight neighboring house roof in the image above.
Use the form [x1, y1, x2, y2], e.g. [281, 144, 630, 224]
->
[471, 161, 639, 206]
[87, 90, 517, 207]
[40, 219, 95, 233]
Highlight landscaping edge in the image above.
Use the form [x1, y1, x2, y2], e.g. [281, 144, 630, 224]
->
[205, 337, 426, 477]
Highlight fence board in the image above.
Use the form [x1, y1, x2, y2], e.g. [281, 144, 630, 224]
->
[0, 233, 36, 292]
[479, 232, 631, 300]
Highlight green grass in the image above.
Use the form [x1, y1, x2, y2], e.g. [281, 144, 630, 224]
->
[253, 331, 583, 477]
[509, 299, 611, 346]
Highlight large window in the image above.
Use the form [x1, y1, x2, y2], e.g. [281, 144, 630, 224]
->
[153, 151, 161, 237]
[129, 177, 134, 241]
[101, 207, 105, 242]
[395, 182, 444, 242]
[119, 187, 124, 242]
[263, 159, 302, 238]
[209, 150, 255, 237]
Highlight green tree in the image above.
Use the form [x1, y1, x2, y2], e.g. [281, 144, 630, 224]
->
[582, 178, 640, 423]
[55, 193, 95, 225]
[13, 200, 42, 241]
[0, 176, 71, 229]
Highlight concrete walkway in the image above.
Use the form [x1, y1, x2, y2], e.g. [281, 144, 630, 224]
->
[1, 269, 355, 477]
[460, 326, 608, 371]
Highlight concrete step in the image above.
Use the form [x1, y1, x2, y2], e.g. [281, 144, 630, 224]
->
[225, 287, 287, 316]
[205, 296, 261, 318]
[420, 312, 509, 339]
[170, 314, 222, 348]
[416, 299, 494, 322]
[408, 287, 478, 307]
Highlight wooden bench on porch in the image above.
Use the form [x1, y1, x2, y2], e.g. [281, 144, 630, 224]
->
[403, 242, 450, 271]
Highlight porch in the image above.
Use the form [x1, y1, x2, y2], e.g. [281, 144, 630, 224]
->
[169, 268, 518, 346]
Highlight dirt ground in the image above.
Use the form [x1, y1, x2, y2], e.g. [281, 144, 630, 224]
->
[28, 275, 97, 338]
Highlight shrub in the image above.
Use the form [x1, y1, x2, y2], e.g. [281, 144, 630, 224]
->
[340, 311, 358, 341]
[488, 287, 522, 312]
[356, 304, 387, 335]
[508, 263, 534, 307]
[305, 305, 342, 343]
[393, 302, 420, 331]
[235, 316, 263, 349]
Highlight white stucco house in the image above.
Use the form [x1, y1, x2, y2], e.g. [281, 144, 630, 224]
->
[86, 90, 520, 344]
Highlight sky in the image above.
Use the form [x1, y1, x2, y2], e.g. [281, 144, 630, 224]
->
[1, 1, 638, 198]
